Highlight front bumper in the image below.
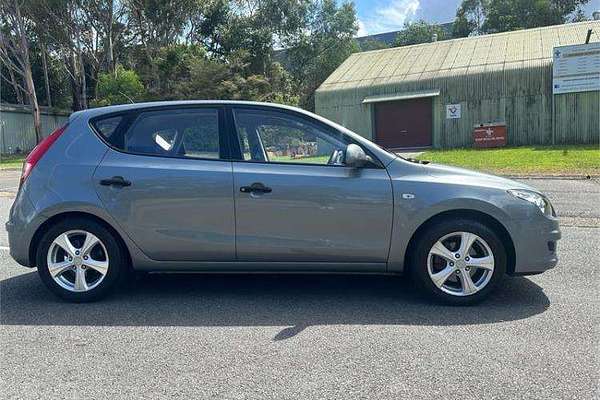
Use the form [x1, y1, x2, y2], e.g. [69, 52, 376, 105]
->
[510, 215, 561, 276]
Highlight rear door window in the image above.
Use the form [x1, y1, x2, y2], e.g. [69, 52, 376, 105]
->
[92, 108, 224, 160]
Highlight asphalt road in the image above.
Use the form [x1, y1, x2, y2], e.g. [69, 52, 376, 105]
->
[0, 173, 598, 399]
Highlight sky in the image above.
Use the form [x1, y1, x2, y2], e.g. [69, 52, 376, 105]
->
[355, 0, 600, 36]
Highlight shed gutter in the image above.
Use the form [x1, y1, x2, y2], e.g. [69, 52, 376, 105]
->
[362, 90, 440, 104]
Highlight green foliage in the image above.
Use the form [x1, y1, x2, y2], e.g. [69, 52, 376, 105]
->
[484, 0, 590, 32]
[454, 0, 590, 36]
[453, 0, 488, 37]
[394, 20, 447, 47]
[93, 67, 145, 107]
[132, 44, 298, 105]
[284, 0, 359, 110]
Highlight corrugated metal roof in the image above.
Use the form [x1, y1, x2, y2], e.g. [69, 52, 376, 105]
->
[318, 21, 600, 91]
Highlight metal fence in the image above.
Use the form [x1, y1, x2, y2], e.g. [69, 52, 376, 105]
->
[0, 103, 70, 155]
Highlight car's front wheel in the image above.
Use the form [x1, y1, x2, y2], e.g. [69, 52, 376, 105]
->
[411, 218, 507, 305]
[36, 218, 125, 302]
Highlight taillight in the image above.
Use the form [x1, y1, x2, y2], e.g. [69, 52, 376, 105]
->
[20, 123, 68, 187]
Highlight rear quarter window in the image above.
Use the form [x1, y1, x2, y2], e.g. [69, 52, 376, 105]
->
[92, 116, 123, 143]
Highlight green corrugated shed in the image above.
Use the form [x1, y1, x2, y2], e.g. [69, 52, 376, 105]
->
[0, 103, 70, 154]
[315, 21, 600, 148]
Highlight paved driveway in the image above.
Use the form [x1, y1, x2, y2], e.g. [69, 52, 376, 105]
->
[0, 173, 598, 399]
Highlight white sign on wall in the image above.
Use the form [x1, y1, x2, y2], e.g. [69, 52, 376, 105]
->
[553, 42, 600, 95]
[446, 104, 461, 119]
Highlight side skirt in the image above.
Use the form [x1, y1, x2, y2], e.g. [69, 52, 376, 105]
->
[134, 261, 388, 274]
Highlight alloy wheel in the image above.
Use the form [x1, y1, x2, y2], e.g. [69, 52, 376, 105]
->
[46, 230, 110, 292]
[427, 231, 495, 297]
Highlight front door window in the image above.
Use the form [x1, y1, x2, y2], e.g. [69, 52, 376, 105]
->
[233, 109, 350, 166]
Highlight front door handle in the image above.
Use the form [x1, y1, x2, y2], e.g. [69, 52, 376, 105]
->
[100, 176, 132, 187]
[240, 182, 272, 194]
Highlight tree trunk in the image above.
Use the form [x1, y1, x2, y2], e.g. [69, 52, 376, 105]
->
[14, 1, 42, 142]
[107, 0, 115, 75]
[22, 56, 41, 143]
[7, 67, 24, 104]
[67, 53, 84, 111]
[80, 53, 87, 109]
[73, 18, 87, 109]
[41, 45, 52, 108]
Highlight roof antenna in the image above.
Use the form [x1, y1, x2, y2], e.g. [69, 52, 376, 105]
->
[585, 29, 592, 44]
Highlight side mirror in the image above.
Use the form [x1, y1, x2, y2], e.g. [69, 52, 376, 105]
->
[344, 143, 371, 168]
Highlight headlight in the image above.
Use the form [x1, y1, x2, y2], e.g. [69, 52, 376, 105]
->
[507, 189, 554, 215]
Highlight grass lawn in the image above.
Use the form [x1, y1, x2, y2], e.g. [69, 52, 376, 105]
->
[416, 145, 600, 176]
[0, 154, 25, 170]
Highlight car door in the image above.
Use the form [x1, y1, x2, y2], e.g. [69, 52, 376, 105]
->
[230, 107, 394, 265]
[92, 106, 235, 262]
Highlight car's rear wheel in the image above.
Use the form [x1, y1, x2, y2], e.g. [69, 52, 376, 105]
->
[36, 218, 125, 302]
[411, 218, 507, 305]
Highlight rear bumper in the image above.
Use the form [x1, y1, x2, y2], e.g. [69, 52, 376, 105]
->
[6, 219, 33, 267]
[5, 190, 44, 268]
[510, 216, 561, 276]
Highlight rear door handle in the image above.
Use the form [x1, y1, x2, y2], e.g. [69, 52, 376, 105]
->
[240, 182, 272, 194]
[100, 176, 131, 187]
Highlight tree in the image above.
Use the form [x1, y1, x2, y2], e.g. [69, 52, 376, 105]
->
[187, 0, 309, 75]
[483, 0, 590, 33]
[1, 0, 362, 116]
[284, 0, 358, 110]
[394, 20, 446, 47]
[93, 66, 145, 106]
[453, 0, 488, 38]
[123, 0, 199, 89]
[0, 0, 42, 142]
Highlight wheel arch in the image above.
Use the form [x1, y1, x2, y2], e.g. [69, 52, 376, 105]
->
[29, 211, 133, 271]
[404, 209, 516, 275]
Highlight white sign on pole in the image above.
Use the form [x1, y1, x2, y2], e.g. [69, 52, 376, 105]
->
[446, 104, 461, 119]
[553, 42, 600, 95]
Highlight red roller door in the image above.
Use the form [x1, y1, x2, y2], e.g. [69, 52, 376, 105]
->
[374, 98, 432, 148]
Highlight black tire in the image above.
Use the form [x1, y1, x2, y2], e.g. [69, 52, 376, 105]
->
[410, 218, 507, 305]
[36, 218, 125, 302]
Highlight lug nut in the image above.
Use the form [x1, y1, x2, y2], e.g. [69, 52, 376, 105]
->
[465, 267, 470, 271]
[449, 262, 455, 267]
[455, 253, 461, 259]
[69, 257, 73, 261]
[81, 265, 86, 270]
[455, 270, 461, 274]
[83, 256, 88, 260]
[75, 250, 80, 256]
[465, 256, 470, 261]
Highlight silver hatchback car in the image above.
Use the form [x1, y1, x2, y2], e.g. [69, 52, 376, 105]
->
[7, 101, 560, 304]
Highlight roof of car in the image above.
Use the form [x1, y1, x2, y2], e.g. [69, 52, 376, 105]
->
[71, 100, 308, 120]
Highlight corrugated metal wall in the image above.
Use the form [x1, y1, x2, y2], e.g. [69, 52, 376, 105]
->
[315, 21, 600, 149]
[0, 104, 70, 154]
[316, 61, 600, 148]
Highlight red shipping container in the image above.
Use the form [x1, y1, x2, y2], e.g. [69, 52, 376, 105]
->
[473, 123, 507, 148]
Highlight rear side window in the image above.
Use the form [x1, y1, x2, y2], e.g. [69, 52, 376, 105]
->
[93, 108, 222, 160]
[93, 116, 123, 143]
